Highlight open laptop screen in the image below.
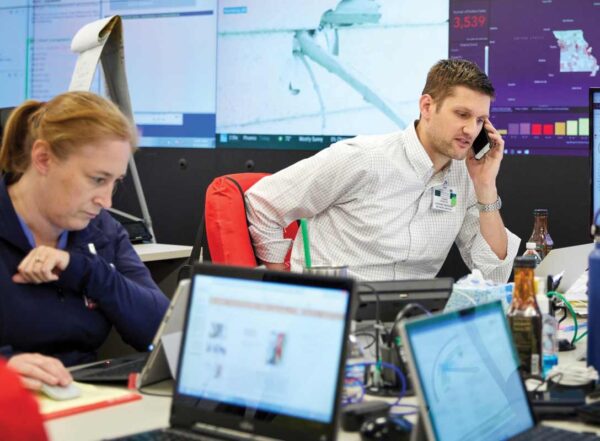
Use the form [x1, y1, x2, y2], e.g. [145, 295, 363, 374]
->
[177, 272, 349, 424]
[403, 302, 535, 441]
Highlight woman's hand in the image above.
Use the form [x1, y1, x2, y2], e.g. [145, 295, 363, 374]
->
[7, 353, 72, 391]
[12, 246, 70, 284]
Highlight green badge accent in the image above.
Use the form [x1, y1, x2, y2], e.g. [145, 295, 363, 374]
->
[450, 193, 457, 207]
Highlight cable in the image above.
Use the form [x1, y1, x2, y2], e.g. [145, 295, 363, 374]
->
[360, 283, 384, 363]
[354, 332, 377, 350]
[345, 361, 408, 406]
[547, 291, 580, 345]
[388, 303, 431, 347]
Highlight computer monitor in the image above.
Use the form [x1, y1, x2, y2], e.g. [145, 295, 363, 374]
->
[0, 0, 218, 148]
[354, 278, 454, 323]
[450, 0, 598, 157]
[4, 1, 594, 155]
[591, 87, 600, 223]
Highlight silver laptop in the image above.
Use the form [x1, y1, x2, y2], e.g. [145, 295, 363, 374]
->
[400, 301, 599, 441]
[110, 263, 355, 441]
[137, 278, 190, 388]
[72, 279, 190, 385]
[535, 243, 592, 292]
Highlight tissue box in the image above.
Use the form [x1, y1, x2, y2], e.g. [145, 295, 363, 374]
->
[444, 270, 513, 312]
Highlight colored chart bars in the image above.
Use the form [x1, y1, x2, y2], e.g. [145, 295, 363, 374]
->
[506, 118, 589, 136]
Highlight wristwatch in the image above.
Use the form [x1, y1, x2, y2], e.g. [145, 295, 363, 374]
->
[477, 196, 502, 212]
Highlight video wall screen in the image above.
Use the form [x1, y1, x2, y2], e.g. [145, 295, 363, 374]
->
[0, 0, 217, 148]
[1, 0, 598, 156]
[450, 0, 600, 157]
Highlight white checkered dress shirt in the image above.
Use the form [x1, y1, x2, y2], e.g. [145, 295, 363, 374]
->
[245, 122, 520, 283]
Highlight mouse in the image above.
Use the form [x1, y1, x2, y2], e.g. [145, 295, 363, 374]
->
[360, 415, 412, 441]
[39, 382, 81, 401]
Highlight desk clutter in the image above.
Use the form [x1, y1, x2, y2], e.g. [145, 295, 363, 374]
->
[46, 251, 600, 440]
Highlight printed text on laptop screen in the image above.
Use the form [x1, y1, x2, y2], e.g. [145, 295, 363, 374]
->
[177, 274, 349, 423]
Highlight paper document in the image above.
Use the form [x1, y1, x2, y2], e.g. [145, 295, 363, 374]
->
[565, 270, 588, 301]
[36, 382, 141, 420]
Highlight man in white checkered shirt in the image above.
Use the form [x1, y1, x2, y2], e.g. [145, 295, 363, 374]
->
[245, 59, 520, 283]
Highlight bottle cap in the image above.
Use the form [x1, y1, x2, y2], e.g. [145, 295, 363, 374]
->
[526, 242, 537, 249]
[514, 256, 537, 268]
[533, 208, 548, 215]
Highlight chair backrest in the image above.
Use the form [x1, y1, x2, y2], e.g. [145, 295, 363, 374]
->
[205, 172, 298, 267]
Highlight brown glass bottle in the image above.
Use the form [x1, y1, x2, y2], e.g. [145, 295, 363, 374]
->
[527, 209, 554, 259]
[508, 256, 542, 376]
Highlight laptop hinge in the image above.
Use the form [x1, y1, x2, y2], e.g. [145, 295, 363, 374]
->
[191, 422, 279, 441]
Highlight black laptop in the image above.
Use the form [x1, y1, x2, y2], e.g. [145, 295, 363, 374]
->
[400, 301, 600, 441]
[110, 263, 355, 441]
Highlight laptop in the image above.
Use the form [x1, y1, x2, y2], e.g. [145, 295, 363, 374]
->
[72, 279, 190, 385]
[111, 263, 355, 441]
[400, 301, 599, 441]
[535, 243, 593, 292]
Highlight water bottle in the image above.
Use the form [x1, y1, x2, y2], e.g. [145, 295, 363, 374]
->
[523, 242, 542, 267]
[588, 233, 600, 372]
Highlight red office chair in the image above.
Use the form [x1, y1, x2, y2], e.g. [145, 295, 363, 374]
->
[0, 360, 48, 441]
[204, 173, 298, 267]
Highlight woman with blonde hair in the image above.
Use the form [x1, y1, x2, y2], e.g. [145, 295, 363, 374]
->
[0, 91, 168, 390]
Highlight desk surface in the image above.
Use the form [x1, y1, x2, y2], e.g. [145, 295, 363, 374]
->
[44, 336, 596, 441]
[132, 243, 192, 263]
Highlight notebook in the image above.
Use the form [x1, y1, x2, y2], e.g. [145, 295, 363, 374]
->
[72, 279, 190, 385]
[535, 243, 593, 292]
[400, 301, 600, 441]
[110, 263, 355, 441]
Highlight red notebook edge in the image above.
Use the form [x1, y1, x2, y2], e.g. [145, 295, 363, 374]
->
[41, 392, 142, 421]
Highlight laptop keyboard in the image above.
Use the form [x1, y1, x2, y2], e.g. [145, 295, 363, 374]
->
[110, 428, 223, 440]
[72, 353, 148, 382]
[511, 426, 600, 440]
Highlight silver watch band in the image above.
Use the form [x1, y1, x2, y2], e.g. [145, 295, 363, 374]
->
[477, 196, 502, 212]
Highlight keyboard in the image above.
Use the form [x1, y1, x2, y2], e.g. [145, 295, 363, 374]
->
[110, 428, 224, 440]
[511, 425, 600, 440]
[72, 353, 148, 383]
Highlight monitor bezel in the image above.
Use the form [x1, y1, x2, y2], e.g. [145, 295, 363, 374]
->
[590, 87, 600, 230]
[354, 278, 454, 322]
[171, 263, 355, 441]
[399, 301, 538, 441]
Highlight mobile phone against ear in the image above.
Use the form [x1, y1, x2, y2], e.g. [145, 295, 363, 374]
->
[472, 127, 491, 160]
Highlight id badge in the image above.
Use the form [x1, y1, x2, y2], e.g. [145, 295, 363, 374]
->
[432, 184, 457, 212]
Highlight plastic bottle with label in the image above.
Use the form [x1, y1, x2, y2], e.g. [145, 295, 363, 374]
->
[523, 242, 542, 267]
[508, 256, 542, 376]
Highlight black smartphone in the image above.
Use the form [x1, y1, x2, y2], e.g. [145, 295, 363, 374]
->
[472, 127, 491, 160]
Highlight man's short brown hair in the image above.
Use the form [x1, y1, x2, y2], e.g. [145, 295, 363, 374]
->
[422, 59, 495, 107]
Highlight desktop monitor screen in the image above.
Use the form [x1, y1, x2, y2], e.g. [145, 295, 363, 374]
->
[355, 278, 454, 323]
[3, 0, 598, 155]
[450, 0, 600, 157]
[0, 0, 217, 148]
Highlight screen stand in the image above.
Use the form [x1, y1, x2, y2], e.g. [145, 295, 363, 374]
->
[68, 16, 155, 243]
